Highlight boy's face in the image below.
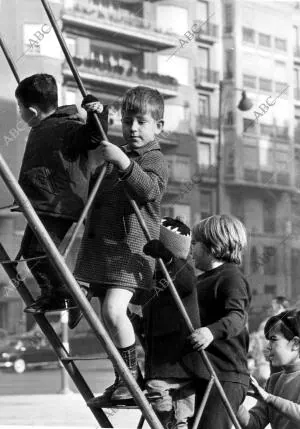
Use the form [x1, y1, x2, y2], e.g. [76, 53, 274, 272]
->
[191, 240, 211, 271]
[17, 99, 40, 127]
[267, 328, 299, 367]
[122, 111, 163, 149]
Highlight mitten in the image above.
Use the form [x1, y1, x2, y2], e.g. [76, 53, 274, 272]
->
[143, 239, 173, 263]
[81, 94, 104, 114]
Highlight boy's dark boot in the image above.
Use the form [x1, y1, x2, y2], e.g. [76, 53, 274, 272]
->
[110, 343, 141, 401]
[68, 286, 93, 329]
[24, 287, 77, 314]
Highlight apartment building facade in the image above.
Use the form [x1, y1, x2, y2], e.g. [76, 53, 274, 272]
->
[0, 0, 300, 333]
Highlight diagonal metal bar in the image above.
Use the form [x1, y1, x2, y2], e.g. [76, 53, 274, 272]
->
[126, 196, 242, 429]
[0, 152, 163, 429]
[0, 242, 112, 428]
[0, 35, 20, 83]
[192, 377, 215, 429]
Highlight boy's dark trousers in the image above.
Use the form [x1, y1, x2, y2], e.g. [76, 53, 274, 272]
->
[21, 215, 73, 301]
[194, 379, 248, 429]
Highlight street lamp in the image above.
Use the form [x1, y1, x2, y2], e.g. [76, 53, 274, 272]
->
[216, 80, 253, 214]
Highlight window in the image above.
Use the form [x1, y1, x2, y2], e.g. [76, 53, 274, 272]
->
[259, 78, 272, 92]
[198, 1, 209, 21]
[157, 55, 189, 86]
[65, 37, 76, 57]
[259, 33, 271, 47]
[275, 82, 288, 95]
[263, 247, 277, 275]
[242, 27, 255, 43]
[231, 194, 244, 222]
[200, 191, 213, 219]
[294, 25, 299, 47]
[264, 285, 276, 295]
[291, 249, 300, 298]
[156, 5, 188, 34]
[243, 74, 256, 89]
[244, 146, 257, 169]
[198, 47, 210, 70]
[198, 95, 210, 117]
[243, 118, 256, 133]
[225, 50, 234, 78]
[294, 68, 300, 88]
[263, 200, 276, 233]
[259, 140, 274, 171]
[199, 143, 212, 166]
[161, 205, 175, 218]
[224, 4, 233, 33]
[275, 37, 287, 51]
[165, 154, 190, 181]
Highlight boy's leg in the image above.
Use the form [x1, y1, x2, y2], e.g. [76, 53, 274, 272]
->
[195, 380, 248, 429]
[173, 381, 195, 429]
[23, 216, 73, 312]
[101, 288, 140, 401]
[146, 379, 175, 427]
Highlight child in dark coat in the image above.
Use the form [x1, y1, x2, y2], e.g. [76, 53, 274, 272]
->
[184, 214, 251, 429]
[15, 73, 108, 320]
[75, 86, 168, 403]
[142, 216, 201, 429]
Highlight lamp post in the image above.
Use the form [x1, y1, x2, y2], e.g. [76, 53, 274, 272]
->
[216, 80, 253, 214]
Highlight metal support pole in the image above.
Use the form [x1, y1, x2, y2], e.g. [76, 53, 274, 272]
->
[192, 377, 215, 429]
[0, 243, 112, 428]
[0, 35, 20, 83]
[216, 80, 223, 214]
[126, 196, 242, 429]
[0, 153, 163, 429]
[58, 311, 72, 395]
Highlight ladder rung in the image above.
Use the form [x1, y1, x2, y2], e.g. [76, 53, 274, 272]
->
[88, 398, 139, 409]
[61, 355, 106, 362]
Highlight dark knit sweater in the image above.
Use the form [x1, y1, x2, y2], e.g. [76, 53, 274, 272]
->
[17, 105, 108, 221]
[182, 263, 251, 385]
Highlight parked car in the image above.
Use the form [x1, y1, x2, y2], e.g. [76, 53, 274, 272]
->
[0, 333, 59, 374]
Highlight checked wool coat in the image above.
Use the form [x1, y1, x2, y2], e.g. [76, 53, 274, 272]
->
[74, 140, 168, 296]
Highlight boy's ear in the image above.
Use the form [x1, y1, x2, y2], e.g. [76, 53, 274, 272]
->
[28, 106, 39, 117]
[156, 119, 164, 134]
[292, 336, 300, 351]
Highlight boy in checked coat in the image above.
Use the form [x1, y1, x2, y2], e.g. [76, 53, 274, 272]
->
[75, 86, 168, 403]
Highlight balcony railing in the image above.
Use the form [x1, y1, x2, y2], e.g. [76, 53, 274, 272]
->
[197, 164, 217, 180]
[194, 67, 219, 88]
[63, 57, 178, 96]
[243, 169, 291, 187]
[196, 115, 218, 134]
[165, 154, 191, 182]
[62, 1, 178, 50]
[245, 122, 289, 140]
[193, 21, 218, 41]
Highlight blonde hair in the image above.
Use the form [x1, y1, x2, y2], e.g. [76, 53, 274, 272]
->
[192, 214, 247, 264]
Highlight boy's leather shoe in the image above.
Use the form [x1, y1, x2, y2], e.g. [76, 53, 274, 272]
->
[24, 296, 77, 313]
[68, 287, 93, 329]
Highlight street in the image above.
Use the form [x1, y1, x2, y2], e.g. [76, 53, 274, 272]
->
[0, 358, 114, 395]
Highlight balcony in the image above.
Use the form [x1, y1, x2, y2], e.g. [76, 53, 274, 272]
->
[196, 115, 218, 136]
[294, 45, 300, 64]
[164, 154, 191, 195]
[244, 121, 290, 141]
[197, 164, 217, 182]
[62, 57, 178, 98]
[62, 1, 179, 52]
[193, 21, 218, 44]
[194, 68, 219, 91]
[226, 168, 292, 191]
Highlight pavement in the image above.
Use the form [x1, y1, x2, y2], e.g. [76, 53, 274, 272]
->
[0, 394, 267, 429]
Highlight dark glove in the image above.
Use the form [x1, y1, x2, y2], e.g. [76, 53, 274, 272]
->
[143, 239, 173, 263]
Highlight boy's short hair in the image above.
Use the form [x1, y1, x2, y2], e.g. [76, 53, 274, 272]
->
[265, 309, 300, 341]
[121, 86, 164, 121]
[15, 74, 58, 112]
[192, 214, 247, 265]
